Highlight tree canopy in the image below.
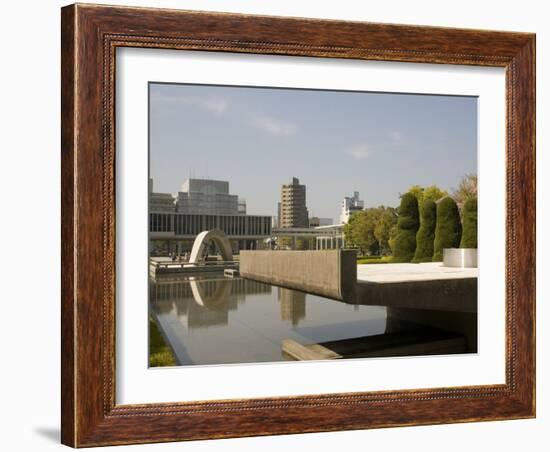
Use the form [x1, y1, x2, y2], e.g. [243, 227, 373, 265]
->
[452, 173, 477, 211]
[407, 184, 448, 212]
[343, 206, 397, 255]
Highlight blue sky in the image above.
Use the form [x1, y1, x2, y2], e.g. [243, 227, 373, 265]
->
[149, 83, 477, 221]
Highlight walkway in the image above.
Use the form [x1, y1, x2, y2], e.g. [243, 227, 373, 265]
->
[357, 262, 478, 284]
[355, 262, 477, 313]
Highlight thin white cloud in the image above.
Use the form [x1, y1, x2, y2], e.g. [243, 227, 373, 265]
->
[253, 116, 297, 136]
[391, 130, 403, 145]
[347, 144, 370, 160]
[201, 98, 229, 115]
[151, 91, 229, 115]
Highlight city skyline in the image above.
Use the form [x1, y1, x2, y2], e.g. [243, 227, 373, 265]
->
[150, 83, 477, 220]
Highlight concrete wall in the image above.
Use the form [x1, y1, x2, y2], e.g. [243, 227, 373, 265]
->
[355, 278, 477, 313]
[239, 250, 357, 301]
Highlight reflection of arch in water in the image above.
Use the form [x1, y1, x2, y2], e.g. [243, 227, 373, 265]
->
[189, 278, 233, 310]
[189, 229, 233, 264]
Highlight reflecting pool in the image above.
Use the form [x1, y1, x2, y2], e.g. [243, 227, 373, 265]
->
[149, 273, 476, 366]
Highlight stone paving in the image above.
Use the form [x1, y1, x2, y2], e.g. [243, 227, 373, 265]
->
[357, 262, 478, 284]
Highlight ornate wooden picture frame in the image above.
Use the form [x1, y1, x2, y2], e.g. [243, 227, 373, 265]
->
[61, 3, 535, 447]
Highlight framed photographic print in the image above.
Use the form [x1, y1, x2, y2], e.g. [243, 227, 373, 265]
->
[61, 3, 535, 447]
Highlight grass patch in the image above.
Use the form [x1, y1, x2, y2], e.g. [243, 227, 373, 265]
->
[149, 317, 177, 367]
[357, 256, 393, 264]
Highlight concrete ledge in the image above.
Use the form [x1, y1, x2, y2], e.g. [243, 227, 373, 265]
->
[239, 250, 357, 301]
[355, 263, 477, 313]
[356, 277, 477, 313]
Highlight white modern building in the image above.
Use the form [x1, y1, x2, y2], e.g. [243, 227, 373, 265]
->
[340, 191, 364, 223]
[149, 178, 270, 255]
[176, 178, 245, 215]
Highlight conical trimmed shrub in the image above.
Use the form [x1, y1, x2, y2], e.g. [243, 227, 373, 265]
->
[433, 197, 462, 261]
[392, 192, 420, 263]
[460, 198, 477, 248]
[412, 199, 436, 262]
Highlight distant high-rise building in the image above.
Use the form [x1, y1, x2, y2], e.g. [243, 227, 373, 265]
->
[340, 191, 364, 224]
[273, 202, 282, 228]
[175, 178, 244, 215]
[279, 177, 309, 228]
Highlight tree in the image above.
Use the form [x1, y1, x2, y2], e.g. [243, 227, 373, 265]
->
[452, 173, 477, 211]
[423, 185, 448, 205]
[412, 198, 436, 262]
[344, 211, 366, 254]
[388, 224, 398, 255]
[344, 207, 397, 256]
[433, 197, 462, 261]
[277, 237, 293, 250]
[460, 198, 478, 248]
[343, 210, 378, 255]
[392, 192, 420, 262]
[407, 184, 448, 213]
[374, 207, 398, 255]
[407, 185, 424, 202]
[295, 237, 307, 250]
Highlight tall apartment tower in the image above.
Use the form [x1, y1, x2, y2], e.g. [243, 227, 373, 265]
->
[280, 177, 309, 228]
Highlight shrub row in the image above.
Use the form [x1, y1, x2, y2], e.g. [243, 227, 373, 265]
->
[393, 193, 476, 263]
[392, 192, 419, 262]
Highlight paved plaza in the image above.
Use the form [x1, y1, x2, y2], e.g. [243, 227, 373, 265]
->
[357, 262, 478, 284]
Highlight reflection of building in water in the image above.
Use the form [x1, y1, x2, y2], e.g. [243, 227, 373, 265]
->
[150, 276, 272, 329]
[278, 287, 306, 326]
[186, 301, 229, 329]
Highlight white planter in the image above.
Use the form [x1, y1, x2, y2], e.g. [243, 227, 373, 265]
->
[443, 248, 478, 268]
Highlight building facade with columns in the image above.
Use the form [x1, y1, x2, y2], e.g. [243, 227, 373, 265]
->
[149, 178, 270, 256]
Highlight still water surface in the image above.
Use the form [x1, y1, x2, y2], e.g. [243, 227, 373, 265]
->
[150, 273, 471, 366]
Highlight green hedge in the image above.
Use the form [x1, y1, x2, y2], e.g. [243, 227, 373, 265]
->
[433, 197, 462, 261]
[460, 197, 478, 248]
[392, 192, 420, 262]
[412, 198, 436, 262]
